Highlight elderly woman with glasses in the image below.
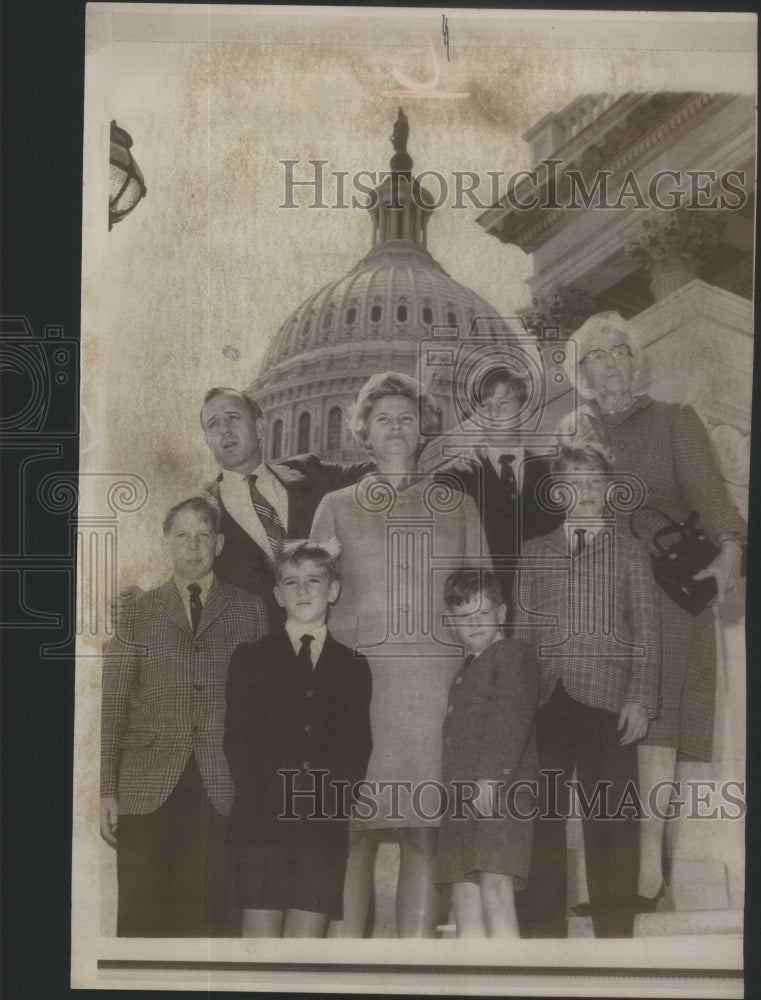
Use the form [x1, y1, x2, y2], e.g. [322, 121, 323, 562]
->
[311, 371, 488, 938]
[561, 311, 745, 910]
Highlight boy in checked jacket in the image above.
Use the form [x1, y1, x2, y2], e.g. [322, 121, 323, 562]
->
[514, 445, 658, 940]
[100, 496, 268, 937]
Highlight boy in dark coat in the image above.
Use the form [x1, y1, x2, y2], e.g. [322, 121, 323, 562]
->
[435, 569, 538, 939]
[224, 540, 372, 937]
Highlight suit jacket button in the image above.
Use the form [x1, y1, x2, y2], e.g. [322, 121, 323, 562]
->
[502, 768, 510, 775]
[304, 723, 312, 734]
[306, 689, 315, 698]
[303, 761, 311, 770]
[447, 705, 454, 713]
[455, 676, 463, 685]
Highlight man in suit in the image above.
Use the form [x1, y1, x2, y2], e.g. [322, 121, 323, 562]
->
[100, 496, 269, 936]
[433, 368, 561, 607]
[201, 387, 369, 623]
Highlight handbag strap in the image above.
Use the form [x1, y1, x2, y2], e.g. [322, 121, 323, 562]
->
[630, 505, 695, 544]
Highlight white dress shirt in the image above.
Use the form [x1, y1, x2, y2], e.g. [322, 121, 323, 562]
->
[173, 571, 214, 628]
[218, 462, 289, 559]
[285, 620, 327, 669]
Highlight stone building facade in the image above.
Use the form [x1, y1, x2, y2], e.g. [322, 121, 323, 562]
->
[478, 91, 753, 931]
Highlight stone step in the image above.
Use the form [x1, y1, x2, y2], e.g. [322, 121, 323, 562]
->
[635, 908, 742, 937]
[440, 910, 745, 940]
[564, 909, 743, 939]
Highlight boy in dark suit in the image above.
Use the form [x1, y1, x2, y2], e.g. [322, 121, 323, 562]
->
[224, 540, 372, 937]
[100, 496, 269, 937]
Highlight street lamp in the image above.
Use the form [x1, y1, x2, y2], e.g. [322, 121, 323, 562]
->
[108, 120, 146, 230]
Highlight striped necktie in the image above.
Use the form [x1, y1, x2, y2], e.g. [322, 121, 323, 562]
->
[247, 473, 285, 557]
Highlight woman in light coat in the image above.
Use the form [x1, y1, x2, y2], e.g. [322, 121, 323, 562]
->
[311, 371, 487, 937]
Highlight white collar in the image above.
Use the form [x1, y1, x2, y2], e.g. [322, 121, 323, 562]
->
[285, 620, 327, 643]
[285, 620, 328, 664]
[564, 520, 614, 547]
[173, 571, 214, 601]
[220, 461, 270, 483]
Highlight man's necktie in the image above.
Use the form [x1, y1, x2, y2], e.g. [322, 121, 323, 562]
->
[187, 582, 202, 634]
[247, 473, 285, 557]
[298, 633, 314, 673]
[464, 653, 476, 668]
[499, 454, 518, 501]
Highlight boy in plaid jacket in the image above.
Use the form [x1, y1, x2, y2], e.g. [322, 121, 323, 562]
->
[100, 496, 268, 937]
[514, 445, 658, 939]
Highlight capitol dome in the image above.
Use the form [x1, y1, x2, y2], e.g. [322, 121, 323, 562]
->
[248, 110, 508, 462]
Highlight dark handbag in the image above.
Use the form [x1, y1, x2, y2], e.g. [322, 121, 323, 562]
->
[630, 506, 719, 616]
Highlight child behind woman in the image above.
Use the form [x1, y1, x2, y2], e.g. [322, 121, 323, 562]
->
[435, 569, 539, 938]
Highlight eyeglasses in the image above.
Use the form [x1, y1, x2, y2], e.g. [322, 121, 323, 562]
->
[450, 604, 500, 621]
[579, 344, 632, 366]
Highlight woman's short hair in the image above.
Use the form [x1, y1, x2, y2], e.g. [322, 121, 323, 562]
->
[163, 495, 222, 535]
[566, 311, 642, 396]
[350, 371, 440, 444]
[444, 568, 503, 610]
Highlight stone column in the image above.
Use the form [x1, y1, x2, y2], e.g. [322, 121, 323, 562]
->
[521, 282, 599, 339]
[625, 209, 725, 302]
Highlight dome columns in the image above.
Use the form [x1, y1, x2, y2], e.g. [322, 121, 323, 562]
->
[250, 110, 505, 460]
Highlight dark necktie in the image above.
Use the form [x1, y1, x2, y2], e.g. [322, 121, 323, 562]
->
[187, 582, 202, 634]
[298, 633, 314, 674]
[247, 473, 285, 557]
[499, 454, 518, 501]
[464, 653, 476, 668]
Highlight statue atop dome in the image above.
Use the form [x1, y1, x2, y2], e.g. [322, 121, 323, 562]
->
[390, 108, 409, 152]
[389, 107, 413, 174]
